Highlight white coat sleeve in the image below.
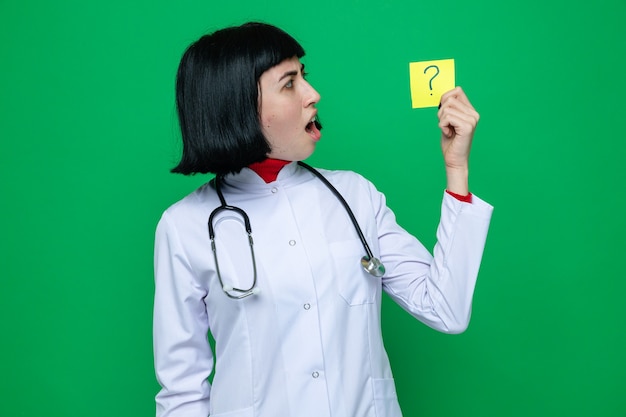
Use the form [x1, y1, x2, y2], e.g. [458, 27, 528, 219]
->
[378, 191, 493, 334]
[153, 212, 213, 417]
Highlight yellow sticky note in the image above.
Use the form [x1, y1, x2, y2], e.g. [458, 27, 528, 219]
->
[409, 59, 455, 108]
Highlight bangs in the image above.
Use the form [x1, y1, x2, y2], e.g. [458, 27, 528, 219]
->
[217, 22, 305, 79]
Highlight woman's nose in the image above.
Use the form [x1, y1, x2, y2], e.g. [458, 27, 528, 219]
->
[303, 81, 321, 107]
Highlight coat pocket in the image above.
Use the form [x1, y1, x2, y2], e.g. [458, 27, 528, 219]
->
[372, 378, 403, 416]
[329, 240, 379, 305]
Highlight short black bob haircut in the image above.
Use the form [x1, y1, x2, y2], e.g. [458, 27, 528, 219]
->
[171, 22, 305, 175]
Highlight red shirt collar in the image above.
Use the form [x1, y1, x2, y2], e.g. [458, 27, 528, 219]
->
[248, 158, 291, 183]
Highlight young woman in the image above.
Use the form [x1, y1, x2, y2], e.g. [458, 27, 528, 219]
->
[153, 22, 492, 417]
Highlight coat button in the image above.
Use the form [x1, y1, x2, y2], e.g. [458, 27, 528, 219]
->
[303, 303, 311, 310]
[312, 371, 319, 378]
[289, 240, 296, 246]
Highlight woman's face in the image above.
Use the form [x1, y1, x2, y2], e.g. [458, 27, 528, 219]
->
[258, 56, 321, 161]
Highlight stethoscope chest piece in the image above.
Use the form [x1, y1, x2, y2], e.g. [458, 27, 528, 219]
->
[361, 256, 385, 277]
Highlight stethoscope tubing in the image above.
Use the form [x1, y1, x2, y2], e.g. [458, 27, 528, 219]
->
[208, 162, 385, 299]
[296, 161, 377, 262]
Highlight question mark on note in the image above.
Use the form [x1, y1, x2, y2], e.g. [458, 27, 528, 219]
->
[424, 65, 440, 95]
[409, 59, 455, 108]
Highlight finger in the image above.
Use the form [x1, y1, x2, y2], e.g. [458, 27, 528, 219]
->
[439, 86, 463, 107]
[439, 94, 476, 115]
[438, 118, 473, 139]
[440, 86, 468, 105]
[438, 108, 479, 137]
[438, 112, 478, 134]
[438, 101, 480, 127]
[438, 104, 480, 128]
[439, 86, 476, 113]
[440, 124, 454, 138]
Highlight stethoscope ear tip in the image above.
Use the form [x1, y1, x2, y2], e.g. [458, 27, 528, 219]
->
[251, 288, 261, 295]
[223, 285, 234, 292]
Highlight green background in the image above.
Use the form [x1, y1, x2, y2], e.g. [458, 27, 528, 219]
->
[1, 0, 625, 416]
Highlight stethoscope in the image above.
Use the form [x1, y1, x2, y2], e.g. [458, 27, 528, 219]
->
[208, 161, 386, 299]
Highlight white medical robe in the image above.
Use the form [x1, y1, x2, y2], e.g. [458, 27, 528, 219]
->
[153, 162, 493, 417]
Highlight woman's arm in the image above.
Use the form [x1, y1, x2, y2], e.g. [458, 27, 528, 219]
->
[153, 213, 213, 417]
[438, 86, 480, 196]
[378, 87, 491, 332]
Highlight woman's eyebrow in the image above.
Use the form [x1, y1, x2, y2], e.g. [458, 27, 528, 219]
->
[278, 64, 305, 81]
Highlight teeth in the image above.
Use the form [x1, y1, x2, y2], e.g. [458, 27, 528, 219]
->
[306, 117, 316, 132]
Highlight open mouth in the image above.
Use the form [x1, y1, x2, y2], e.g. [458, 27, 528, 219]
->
[305, 117, 323, 140]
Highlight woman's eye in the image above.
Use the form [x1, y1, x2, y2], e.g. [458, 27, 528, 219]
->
[285, 80, 294, 88]
[302, 71, 309, 80]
